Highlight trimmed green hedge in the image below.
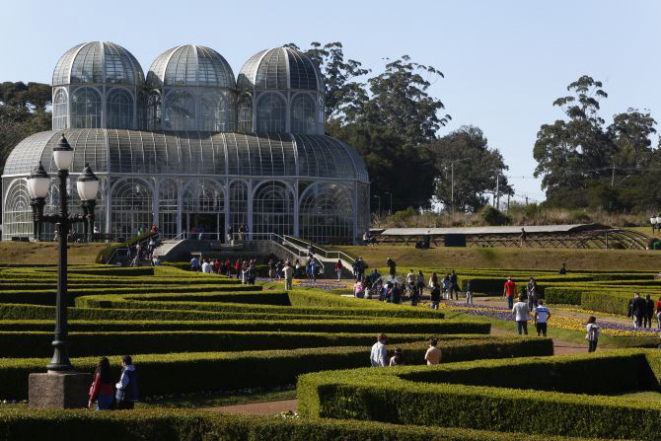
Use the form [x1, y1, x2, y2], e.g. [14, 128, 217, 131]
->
[543, 287, 583, 305]
[0, 337, 551, 400]
[0, 285, 266, 306]
[298, 349, 661, 440]
[0, 410, 610, 441]
[0, 330, 440, 358]
[0, 318, 454, 334]
[74, 292, 452, 320]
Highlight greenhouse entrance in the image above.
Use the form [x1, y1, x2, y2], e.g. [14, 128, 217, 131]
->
[184, 213, 224, 241]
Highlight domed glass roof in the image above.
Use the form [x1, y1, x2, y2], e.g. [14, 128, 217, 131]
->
[147, 45, 235, 89]
[237, 47, 324, 92]
[52, 41, 144, 87]
[3, 130, 368, 183]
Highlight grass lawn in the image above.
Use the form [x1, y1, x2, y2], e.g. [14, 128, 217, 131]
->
[610, 391, 661, 402]
[0, 242, 113, 265]
[331, 245, 661, 272]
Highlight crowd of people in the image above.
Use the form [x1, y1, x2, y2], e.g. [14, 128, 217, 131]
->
[350, 259, 473, 310]
[88, 355, 139, 411]
[627, 293, 661, 329]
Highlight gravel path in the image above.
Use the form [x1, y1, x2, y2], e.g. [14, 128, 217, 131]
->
[205, 399, 297, 415]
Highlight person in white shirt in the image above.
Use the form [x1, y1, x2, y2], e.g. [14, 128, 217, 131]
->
[283, 263, 294, 291]
[370, 333, 388, 367]
[534, 301, 551, 337]
[586, 316, 600, 352]
[512, 295, 529, 335]
[201, 259, 212, 274]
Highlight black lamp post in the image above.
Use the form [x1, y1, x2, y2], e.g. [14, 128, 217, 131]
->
[27, 135, 99, 372]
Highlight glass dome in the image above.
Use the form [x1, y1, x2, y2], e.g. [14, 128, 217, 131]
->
[52, 41, 144, 86]
[237, 47, 324, 92]
[146, 45, 235, 89]
[3, 129, 368, 182]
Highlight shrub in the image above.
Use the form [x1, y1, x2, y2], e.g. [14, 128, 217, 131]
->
[0, 337, 551, 400]
[298, 349, 661, 440]
[0, 410, 606, 441]
[480, 206, 510, 226]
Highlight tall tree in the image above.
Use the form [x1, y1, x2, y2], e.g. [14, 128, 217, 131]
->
[427, 126, 511, 212]
[0, 81, 51, 174]
[534, 75, 659, 211]
[293, 42, 452, 212]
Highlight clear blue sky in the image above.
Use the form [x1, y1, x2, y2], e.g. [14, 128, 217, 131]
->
[2, 0, 659, 203]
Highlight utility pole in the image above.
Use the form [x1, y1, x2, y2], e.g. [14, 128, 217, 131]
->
[373, 195, 381, 219]
[611, 165, 615, 187]
[495, 173, 500, 211]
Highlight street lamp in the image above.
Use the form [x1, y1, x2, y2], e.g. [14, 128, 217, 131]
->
[27, 135, 99, 372]
[385, 191, 393, 215]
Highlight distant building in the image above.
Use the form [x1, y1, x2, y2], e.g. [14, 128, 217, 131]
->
[2, 42, 369, 243]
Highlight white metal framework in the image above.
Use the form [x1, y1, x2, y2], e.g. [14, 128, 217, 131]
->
[3, 42, 369, 244]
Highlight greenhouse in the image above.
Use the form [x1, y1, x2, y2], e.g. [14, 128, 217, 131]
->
[1, 42, 369, 244]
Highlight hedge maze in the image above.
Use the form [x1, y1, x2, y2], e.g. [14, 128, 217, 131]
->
[0, 263, 643, 440]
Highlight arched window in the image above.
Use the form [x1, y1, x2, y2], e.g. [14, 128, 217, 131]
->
[110, 179, 153, 240]
[253, 181, 294, 236]
[106, 89, 134, 129]
[299, 183, 353, 244]
[147, 92, 161, 131]
[71, 87, 102, 128]
[52, 89, 68, 130]
[200, 91, 228, 131]
[291, 94, 316, 134]
[183, 180, 225, 240]
[229, 181, 248, 232]
[2, 180, 32, 240]
[237, 95, 253, 133]
[158, 179, 179, 239]
[256, 93, 286, 133]
[164, 90, 195, 130]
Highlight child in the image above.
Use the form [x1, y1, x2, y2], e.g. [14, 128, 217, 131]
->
[586, 316, 599, 353]
[465, 280, 473, 306]
[115, 355, 139, 410]
[389, 348, 404, 366]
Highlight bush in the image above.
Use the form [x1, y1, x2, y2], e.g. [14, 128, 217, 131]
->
[480, 206, 510, 226]
[298, 349, 661, 439]
[0, 410, 607, 441]
[544, 287, 582, 305]
[0, 330, 437, 358]
[0, 337, 551, 400]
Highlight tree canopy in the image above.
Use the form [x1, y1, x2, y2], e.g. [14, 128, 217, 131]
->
[0, 81, 51, 174]
[533, 75, 659, 212]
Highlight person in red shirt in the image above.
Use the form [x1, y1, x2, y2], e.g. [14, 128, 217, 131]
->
[655, 297, 661, 330]
[503, 277, 517, 309]
[88, 357, 114, 410]
[234, 259, 241, 280]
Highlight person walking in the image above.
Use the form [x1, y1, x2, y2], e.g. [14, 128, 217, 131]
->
[586, 316, 600, 353]
[534, 301, 551, 337]
[503, 277, 517, 310]
[465, 280, 473, 306]
[424, 337, 442, 365]
[429, 272, 439, 288]
[656, 297, 661, 330]
[512, 295, 529, 335]
[430, 283, 441, 310]
[631, 293, 646, 328]
[234, 258, 241, 280]
[311, 260, 317, 283]
[520, 228, 527, 248]
[450, 270, 459, 300]
[354, 278, 365, 298]
[644, 294, 655, 329]
[441, 275, 452, 301]
[190, 255, 200, 272]
[370, 333, 388, 367]
[416, 270, 425, 296]
[268, 258, 276, 279]
[201, 258, 211, 274]
[115, 355, 139, 410]
[335, 259, 343, 281]
[386, 257, 396, 277]
[283, 263, 294, 291]
[527, 277, 538, 310]
[389, 348, 404, 366]
[88, 357, 114, 410]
